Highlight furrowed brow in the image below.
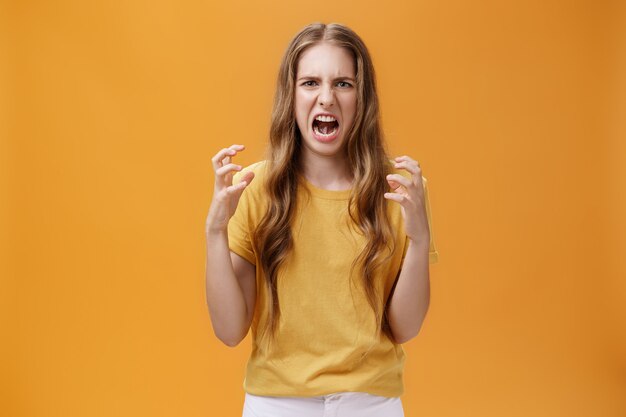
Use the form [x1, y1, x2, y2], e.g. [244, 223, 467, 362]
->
[297, 75, 356, 82]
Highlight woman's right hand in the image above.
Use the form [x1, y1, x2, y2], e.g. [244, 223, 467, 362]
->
[205, 144, 255, 235]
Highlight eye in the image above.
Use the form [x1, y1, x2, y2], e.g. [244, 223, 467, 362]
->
[302, 80, 317, 86]
[337, 81, 352, 88]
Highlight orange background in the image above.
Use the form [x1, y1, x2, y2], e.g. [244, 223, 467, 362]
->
[2, 1, 625, 416]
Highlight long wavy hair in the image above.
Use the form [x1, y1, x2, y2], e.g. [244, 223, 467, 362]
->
[251, 22, 399, 353]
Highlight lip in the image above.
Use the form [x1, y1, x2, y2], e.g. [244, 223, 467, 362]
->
[310, 111, 341, 143]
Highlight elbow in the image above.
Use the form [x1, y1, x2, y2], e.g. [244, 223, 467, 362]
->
[390, 327, 409, 344]
[397, 305, 430, 344]
[392, 333, 412, 345]
[210, 315, 251, 348]
[217, 334, 242, 348]
[222, 338, 242, 348]
[394, 330, 419, 345]
[215, 329, 247, 348]
[392, 322, 425, 344]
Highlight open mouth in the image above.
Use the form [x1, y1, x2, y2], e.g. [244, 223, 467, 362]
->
[312, 119, 340, 136]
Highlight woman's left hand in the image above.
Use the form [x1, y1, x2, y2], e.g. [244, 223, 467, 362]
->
[384, 155, 430, 244]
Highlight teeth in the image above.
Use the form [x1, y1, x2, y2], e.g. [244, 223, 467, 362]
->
[314, 115, 337, 122]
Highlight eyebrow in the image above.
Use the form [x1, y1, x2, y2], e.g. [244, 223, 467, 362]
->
[297, 75, 356, 82]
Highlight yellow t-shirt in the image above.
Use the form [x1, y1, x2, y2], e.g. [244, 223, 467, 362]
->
[227, 160, 439, 398]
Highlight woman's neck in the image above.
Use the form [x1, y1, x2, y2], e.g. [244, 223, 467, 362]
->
[301, 153, 353, 191]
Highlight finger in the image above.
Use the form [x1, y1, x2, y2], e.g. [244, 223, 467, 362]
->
[386, 173, 412, 189]
[216, 179, 248, 201]
[216, 163, 242, 178]
[211, 148, 234, 169]
[240, 170, 255, 184]
[394, 155, 412, 162]
[222, 144, 246, 163]
[211, 144, 245, 170]
[227, 180, 248, 193]
[393, 160, 420, 175]
[394, 155, 419, 164]
[384, 192, 408, 204]
[387, 179, 402, 192]
[230, 143, 245, 150]
[216, 164, 240, 190]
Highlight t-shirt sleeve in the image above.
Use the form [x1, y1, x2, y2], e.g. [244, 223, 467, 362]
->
[227, 171, 257, 265]
[401, 176, 439, 264]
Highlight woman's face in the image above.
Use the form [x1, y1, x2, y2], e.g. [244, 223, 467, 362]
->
[294, 42, 357, 159]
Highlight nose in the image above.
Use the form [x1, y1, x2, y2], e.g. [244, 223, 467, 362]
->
[318, 84, 335, 107]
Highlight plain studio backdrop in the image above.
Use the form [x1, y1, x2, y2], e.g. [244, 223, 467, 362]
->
[1, 1, 625, 416]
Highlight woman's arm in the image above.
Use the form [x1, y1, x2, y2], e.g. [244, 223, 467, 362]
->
[384, 156, 436, 344]
[205, 230, 256, 347]
[386, 237, 431, 344]
[205, 144, 257, 347]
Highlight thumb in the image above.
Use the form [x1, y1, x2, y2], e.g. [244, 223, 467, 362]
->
[235, 170, 255, 187]
[226, 179, 248, 204]
[228, 171, 254, 202]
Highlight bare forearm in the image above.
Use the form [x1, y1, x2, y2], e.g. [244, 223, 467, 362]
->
[205, 230, 248, 346]
[387, 238, 431, 344]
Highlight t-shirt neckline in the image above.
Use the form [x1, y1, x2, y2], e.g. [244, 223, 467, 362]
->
[300, 175, 352, 200]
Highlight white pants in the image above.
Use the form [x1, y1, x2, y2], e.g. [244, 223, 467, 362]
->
[241, 391, 405, 417]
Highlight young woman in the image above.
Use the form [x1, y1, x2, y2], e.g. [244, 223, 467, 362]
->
[205, 22, 439, 417]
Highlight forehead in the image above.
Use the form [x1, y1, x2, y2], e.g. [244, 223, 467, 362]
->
[296, 42, 355, 77]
